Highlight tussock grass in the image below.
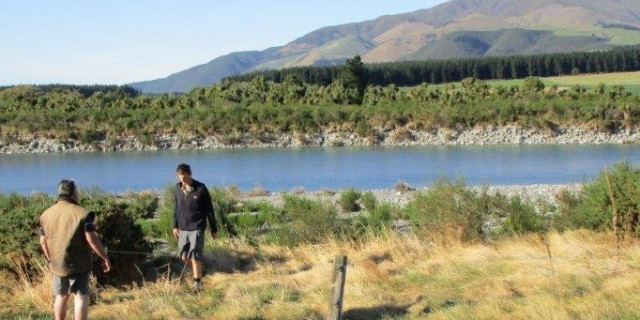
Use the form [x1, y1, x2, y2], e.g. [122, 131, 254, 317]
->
[4, 230, 640, 319]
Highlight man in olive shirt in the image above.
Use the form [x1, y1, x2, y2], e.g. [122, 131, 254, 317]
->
[40, 180, 111, 320]
[172, 163, 218, 292]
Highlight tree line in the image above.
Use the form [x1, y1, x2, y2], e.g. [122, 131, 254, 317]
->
[225, 45, 640, 87]
[1, 73, 638, 147]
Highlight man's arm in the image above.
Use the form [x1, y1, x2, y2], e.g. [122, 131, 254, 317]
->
[39, 228, 51, 262]
[202, 186, 218, 236]
[83, 212, 110, 272]
[85, 231, 111, 272]
[172, 187, 180, 239]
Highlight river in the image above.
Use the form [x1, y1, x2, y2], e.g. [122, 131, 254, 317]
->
[1, 145, 639, 195]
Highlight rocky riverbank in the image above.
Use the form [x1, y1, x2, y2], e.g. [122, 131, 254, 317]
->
[1, 125, 639, 154]
[237, 183, 581, 208]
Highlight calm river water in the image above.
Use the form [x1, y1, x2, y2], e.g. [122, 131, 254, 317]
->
[1, 145, 639, 195]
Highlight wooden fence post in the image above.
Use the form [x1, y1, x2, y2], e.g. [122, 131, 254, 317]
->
[328, 256, 347, 320]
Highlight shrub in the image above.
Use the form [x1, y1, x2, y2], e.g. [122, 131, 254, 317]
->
[272, 195, 341, 246]
[80, 195, 152, 286]
[228, 201, 282, 235]
[350, 203, 394, 238]
[210, 187, 239, 215]
[394, 180, 412, 193]
[361, 191, 377, 211]
[247, 185, 270, 197]
[291, 186, 307, 195]
[150, 184, 178, 240]
[0, 191, 153, 286]
[562, 162, 640, 236]
[401, 179, 485, 243]
[500, 196, 546, 235]
[401, 179, 544, 243]
[339, 188, 361, 212]
[209, 187, 240, 237]
[0, 193, 51, 271]
[522, 77, 545, 93]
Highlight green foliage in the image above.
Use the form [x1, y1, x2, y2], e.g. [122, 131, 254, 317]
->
[0, 191, 154, 286]
[401, 179, 544, 243]
[227, 45, 640, 88]
[272, 195, 341, 246]
[339, 188, 362, 212]
[352, 203, 393, 238]
[227, 201, 283, 239]
[79, 194, 153, 285]
[522, 77, 545, 93]
[501, 197, 546, 235]
[560, 162, 640, 234]
[338, 55, 367, 104]
[2, 68, 639, 147]
[0, 193, 51, 270]
[401, 179, 485, 243]
[150, 184, 178, 240]
[361, 191, 377, 211]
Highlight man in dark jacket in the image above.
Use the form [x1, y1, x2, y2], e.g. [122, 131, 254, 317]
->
[40, 180, 111, 320]
[172, 163, 218, 292]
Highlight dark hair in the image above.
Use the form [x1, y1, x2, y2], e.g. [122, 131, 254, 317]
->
[58, 179, 77, 198]
[176, 163, 192, 175]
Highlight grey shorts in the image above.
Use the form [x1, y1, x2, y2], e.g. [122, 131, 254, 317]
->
[53, 272, 90, 296]
[178, 229, 204, 261]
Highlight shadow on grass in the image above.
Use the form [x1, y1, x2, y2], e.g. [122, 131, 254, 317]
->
[143, 247, 258, 282]
[343, 304, 410, 320]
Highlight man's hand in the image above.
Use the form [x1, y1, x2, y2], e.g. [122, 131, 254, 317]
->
[211, 232, 218, 240]
[172, 229, 180, 239]
[102, 259, 111, 273]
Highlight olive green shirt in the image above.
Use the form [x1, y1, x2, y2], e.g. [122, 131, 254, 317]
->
[40, 200, 94, 276]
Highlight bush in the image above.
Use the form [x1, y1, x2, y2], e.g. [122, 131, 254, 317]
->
[522, 77, 545, 93]
[394, 180, 412, 193]
[361, 191, 377, 211]
[0, 193, 51, 271]
[80, 195, 152, 286]
[247, 184, 270, 197]
[562, 162, 640, 235]
[500, 196, 546, 235]
[351, 203, 393, 238]
[401, 179, 544, 243]
[0, 192, 153, 286]
[272, 195, 341, 246]
[150, 184, 178, 240]
[401, 179, 485, 243]
[228, 201, 282, 234]
[339, 188, 362, 212]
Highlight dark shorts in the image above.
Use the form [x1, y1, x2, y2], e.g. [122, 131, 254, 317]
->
[178, 229, 204, 261]
[53, 272, 90, 296]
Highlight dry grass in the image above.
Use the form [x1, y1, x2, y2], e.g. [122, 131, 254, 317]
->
[3, 230, 640, 319]
[247, 185, 270, 197]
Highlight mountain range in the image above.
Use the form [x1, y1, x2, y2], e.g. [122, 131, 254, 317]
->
[130, 0, 640, 94]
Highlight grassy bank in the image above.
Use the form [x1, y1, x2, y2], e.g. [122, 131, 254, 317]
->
[1, 162, 639, 319]
[2, 231, 639, 319]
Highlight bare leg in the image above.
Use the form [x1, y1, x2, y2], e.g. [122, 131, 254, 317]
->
[54, 294, 69, 320]
[191, 259, 202, 279]
[74, 293, 89, 320]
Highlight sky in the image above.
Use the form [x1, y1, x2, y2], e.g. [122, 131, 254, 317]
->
[0, 0, 450, 86]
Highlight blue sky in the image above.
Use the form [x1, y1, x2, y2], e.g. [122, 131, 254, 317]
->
[1, 0, 449, 86]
